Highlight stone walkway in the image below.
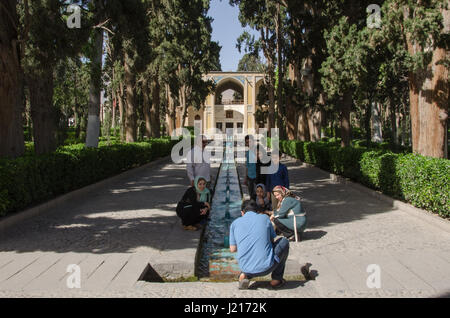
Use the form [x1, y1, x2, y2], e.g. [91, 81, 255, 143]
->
[0, 156, 449, 298]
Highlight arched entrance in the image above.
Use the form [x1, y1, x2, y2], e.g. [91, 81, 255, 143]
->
[214, 77, 245, 134]
[184, 71, 267, 137]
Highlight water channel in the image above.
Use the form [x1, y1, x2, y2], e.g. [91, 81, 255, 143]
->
[197, 139, 243, 280]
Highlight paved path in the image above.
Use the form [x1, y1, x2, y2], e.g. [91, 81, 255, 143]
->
[1, 156, 450, 298]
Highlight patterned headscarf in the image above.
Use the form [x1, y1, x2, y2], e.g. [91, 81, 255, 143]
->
[272, 185, 291, 198]
[272, 185, 293, 210]
[194, 176, 210, 202]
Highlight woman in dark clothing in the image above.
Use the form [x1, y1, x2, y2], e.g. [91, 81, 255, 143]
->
[176, 176, 211, 231]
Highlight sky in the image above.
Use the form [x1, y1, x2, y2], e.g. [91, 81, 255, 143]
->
[208, 0, 260, 72]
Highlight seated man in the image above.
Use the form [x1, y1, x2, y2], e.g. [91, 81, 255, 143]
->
[229, 200, 289, 290]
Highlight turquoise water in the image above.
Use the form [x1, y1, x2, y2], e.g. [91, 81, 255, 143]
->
[197, 141, 242, 280]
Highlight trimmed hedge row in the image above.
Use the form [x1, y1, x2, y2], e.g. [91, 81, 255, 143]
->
[272, 139, 449, 218]
[0, 138, 178, 217]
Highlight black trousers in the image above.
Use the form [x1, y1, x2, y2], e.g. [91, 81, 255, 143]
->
[247, 177, 256, 200]
[177, 204, 208, 226]
[273, 218, 295, 238]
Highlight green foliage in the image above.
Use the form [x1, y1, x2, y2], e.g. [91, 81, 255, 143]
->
[0, 138, 177, 217]
[274, 138, 450, 217]
[237, 53, 266, 72]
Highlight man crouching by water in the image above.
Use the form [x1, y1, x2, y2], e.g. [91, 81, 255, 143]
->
[229, 200, 289, 290]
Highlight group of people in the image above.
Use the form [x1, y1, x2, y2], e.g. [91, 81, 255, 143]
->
[244, 135, 306, 242]
[175, 134, 308, 289]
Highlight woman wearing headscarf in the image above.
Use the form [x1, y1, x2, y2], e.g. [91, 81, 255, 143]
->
[268, 186, 306, 241]
[176, 176, 211, 231]
[254, 183, 271, 213]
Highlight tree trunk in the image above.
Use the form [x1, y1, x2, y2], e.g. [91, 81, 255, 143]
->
[112, 96, 116, 129]
[275, 2, 285, 139]
[150, 77, 161, 138]
[111, 67, 116, 129]
[297, 108, 310, 141]
[405, 1, 449, 158]
[285, 97, 298, 140]
[0, 0, 25, 158]
[118, 82, 125, 142]
[308, 109, 322, 142]
[85, 28, 104, 148]
[389, 101, 398, 146]
[340, 91, 352, 147]
[28, 69, 57, 155]
[179, 85, 188, 128]
[166, 84, 176, 136]
[286, 63, 299, 140]
[364, 102, 372, 145]
[143, 79, 152, 139]
[124, 51, 137, 143]
[372, 102, 383, 143]
[267, 74, 276, 135]
[418, 43, 449, 158]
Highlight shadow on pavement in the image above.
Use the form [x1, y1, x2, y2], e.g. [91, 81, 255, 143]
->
[248, 280, 307, 291]
[0, 162, 204, 255]
[282, 160, 395, 229]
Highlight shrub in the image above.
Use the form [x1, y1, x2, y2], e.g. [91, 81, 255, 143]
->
[274, 138, 449, 218]
[0, 138, 178, 217]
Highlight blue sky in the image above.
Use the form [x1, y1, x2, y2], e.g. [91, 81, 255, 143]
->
[208, 0, 260, 72]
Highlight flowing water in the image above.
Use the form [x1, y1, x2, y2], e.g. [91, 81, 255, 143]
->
[197, 140, 242, 280]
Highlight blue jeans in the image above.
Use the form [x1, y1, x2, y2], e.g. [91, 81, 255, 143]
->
[244, 237, 289, 281]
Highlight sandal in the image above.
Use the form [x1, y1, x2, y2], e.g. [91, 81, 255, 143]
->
[238, 273, 250, 290]
[238, 278, 250, 290]
[183, 225, 199, 231]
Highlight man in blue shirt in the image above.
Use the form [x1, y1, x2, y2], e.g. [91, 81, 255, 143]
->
[229, 200, 289, 290]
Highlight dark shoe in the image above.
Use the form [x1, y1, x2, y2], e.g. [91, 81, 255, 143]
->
[270, 279, 286, 289]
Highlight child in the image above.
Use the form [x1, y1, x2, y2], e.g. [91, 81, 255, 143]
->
[254, 183, 271, 213]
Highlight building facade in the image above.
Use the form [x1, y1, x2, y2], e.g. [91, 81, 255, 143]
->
[177, 71, 267, 138]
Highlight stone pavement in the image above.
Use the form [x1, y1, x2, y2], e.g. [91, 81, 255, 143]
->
[0, 156, 450, 298]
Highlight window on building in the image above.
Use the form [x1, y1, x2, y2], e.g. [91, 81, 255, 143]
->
[216, 122, 223, 132]
[237, 122, 243, 133]
[226, 110, 233, 119]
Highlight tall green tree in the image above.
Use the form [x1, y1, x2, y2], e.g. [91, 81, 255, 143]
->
[380, 0, 449, 158]
[232, 0, 278, 134]
[158, 0, 220, 133]
[237, 53, 266, 72]
[22, 0, 89, 154]
[0, 0, 25, 158]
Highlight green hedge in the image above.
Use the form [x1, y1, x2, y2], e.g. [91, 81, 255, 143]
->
[273, 139, 449, 218]
[0, 138, 177, 217]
